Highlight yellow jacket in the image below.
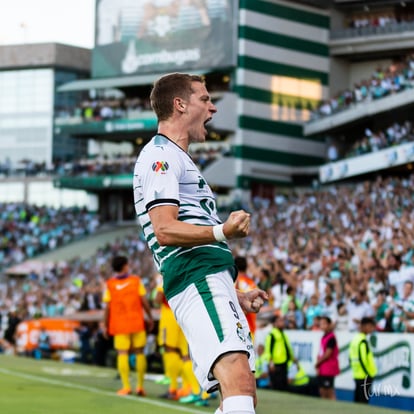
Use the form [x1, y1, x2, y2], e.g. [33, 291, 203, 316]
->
[349, 333, 377, 379]
[264, 328, 294, 364]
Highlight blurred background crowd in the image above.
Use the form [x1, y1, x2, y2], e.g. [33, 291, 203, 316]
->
[310, 52, 414, 121]
[0, 143, 230, 178]
[1, 172, 414, 362]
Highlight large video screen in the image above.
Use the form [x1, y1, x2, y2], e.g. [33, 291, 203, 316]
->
[93, 0, 236, 78]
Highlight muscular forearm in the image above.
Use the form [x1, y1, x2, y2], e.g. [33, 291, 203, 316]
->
[149, 207, 250, 247]
[153, 219, 217, 247]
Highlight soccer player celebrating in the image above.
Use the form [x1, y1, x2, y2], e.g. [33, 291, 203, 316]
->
[133, 73, 267, 414]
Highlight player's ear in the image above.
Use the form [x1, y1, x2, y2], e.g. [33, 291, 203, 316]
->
[174, 98, 186, 113]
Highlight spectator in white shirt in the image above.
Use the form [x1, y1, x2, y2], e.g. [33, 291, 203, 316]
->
[346, 290, 375, 332]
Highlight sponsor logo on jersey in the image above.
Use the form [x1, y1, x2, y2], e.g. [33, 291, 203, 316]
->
[198, 177, 207, 189]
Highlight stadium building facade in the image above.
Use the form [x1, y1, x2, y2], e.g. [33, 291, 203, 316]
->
[54, 0, 414, 221]
[0, 43, 90, 167]
[0, 43, 98, 208]
[233, 0, 328, 190]
[55, 0, 330, 218]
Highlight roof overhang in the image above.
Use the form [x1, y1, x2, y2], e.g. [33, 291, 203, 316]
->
[58, 74, 161, 92]
[57, 70, 210, 92]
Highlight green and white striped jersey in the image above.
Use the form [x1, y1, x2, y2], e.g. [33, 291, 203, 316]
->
[133, 134, 235, 300]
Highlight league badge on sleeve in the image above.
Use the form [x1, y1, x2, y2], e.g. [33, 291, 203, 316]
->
[152, 161, 169, 173]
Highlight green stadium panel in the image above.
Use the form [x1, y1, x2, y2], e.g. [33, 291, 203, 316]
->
[235, 0, 329, 186]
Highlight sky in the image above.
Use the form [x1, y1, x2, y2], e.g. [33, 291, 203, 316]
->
[0, 0, 96, 49]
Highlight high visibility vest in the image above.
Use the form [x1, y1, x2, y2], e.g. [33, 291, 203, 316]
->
[264, 328, 294, 364]
[106, 275, 145, 335]
[349, 333, 377, 379]
[289, 361, 309, 386]
[255, 353, 267, 378]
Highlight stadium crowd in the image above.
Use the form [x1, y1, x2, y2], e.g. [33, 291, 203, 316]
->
[56, 96, 152, 121]
[331, 9, 414, 40]
[0, 203, 100, 272]
[0, 144, 229, 178]
[55, 78, 227, 123]
[1, 173, 413, 406]
[0, 173, 413, 342]
[310, 53, 414, 120]
[327, 119, 414, 161]
[346, 11, 414, 30]
[231, 174, 414, 335]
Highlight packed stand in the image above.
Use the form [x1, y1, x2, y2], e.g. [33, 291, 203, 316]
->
[0, 232, 155, 360]
[327, 120, 414, 161]
[0, 144, 229, 179]
[62, 154, 136, 176]
[56, 81, 227, 123]
[2, 175, 414, 336]
[0, 158, 52, 177]
[331, 9, 414, 39]
[0, 203, 100, 272]
[310, 53, 414, 121]
[347, 10, 414, 30]
[229, 174, 414, 334]
[2, 175, 414, 364]
[56, 97, 153, 122]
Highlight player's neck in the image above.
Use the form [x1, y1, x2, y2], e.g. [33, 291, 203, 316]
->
[158, 122, 189, 152]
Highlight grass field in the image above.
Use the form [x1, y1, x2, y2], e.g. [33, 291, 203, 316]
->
[0, 355, 405, 414]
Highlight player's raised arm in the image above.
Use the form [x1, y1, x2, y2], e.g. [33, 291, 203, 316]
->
[149, 206, 250, 247]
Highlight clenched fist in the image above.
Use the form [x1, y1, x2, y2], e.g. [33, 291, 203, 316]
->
[222, 210, 250, 239]
[237, 288, 268, 314]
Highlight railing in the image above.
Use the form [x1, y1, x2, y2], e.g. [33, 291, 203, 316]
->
[331, 21, 414, 40]
[54, 109, 155, 126]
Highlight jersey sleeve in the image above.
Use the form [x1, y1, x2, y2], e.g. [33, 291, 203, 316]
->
[102, 288, 111, 303]
[137, 278, 147, 296]
[326, 336, 336, 349]
[139, 145, 182, 211]
[129, 275, 147, 296]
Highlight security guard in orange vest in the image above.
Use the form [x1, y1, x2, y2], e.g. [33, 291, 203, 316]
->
[349, 317, 377, 403]
[103, 256, 154, 396]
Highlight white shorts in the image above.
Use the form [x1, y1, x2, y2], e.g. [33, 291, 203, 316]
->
[168, 270, 255, 392]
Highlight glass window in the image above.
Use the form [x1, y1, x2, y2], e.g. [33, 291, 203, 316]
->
[1, 67, 88, 164]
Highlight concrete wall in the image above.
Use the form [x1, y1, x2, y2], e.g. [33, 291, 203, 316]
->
[0, 43, 91, 72]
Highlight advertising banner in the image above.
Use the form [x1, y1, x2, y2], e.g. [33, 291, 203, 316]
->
[286, 330, 414, 410]
[319, 141, 414, 183]
[93, 0, 236, 78]
[15, 318, 80, 352]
